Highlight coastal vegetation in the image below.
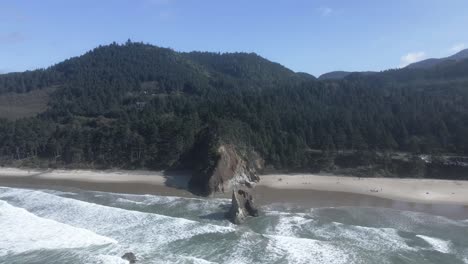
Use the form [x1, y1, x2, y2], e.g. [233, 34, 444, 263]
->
[0, 41, 467, 180]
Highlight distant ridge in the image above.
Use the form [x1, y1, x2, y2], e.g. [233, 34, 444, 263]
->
[405, 49, 468, 69]
[318, 71, 376, 80]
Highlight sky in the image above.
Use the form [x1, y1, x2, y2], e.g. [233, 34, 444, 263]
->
[1, 0, 468, 77]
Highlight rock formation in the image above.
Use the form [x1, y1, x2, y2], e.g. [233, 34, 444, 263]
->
[208, 145, 263, 193]
[121, 252, 137, 263]
[226, 189, 259, 224]
[189, 144, 264, 196]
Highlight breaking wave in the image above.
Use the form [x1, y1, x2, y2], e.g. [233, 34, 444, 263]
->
[0, 187, 467, 263]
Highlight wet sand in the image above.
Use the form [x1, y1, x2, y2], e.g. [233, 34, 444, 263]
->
[253, 186, 468, 220]
[1, 168, 467, 219]
[0, 167, 195, 198]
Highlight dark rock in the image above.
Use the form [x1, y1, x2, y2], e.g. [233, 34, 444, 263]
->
[226, 189, 259, 224]
[190, 144, 264, 196]
[210, 145, 263, 193]
[122, 252, 137, 263]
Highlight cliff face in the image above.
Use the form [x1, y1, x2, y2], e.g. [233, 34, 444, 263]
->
[189, 144, 264, 196]
[207, 145, 263, 193]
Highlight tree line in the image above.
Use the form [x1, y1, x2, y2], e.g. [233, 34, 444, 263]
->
[0, 41, 467, 172]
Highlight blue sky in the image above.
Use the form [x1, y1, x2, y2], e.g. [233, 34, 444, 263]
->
[1, 0, 468, 76]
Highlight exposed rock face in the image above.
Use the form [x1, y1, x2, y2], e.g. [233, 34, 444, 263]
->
[189, 144, 264, 196]
[226, 189, 259, 224]
[207, 145, 263, 194]
[122, 252, 137, 263]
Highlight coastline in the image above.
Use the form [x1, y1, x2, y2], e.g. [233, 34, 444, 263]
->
[0, 167, 467, 219]
[257, 174, 468, 205]
[0, 167, 196, 198]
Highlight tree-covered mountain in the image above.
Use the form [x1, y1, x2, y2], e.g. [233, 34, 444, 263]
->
[318, 71, 376, 80]
[405, 48, 468, 69]
[0, 41, 467, 180]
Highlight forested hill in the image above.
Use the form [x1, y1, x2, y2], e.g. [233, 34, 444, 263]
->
[0, 41, 467, 177]
[405, 48, 468, 69]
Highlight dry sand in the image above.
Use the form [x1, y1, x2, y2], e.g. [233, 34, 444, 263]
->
[258, 174, 468, 205]
[0, 167, 195, 197]
[1, 168, 468, 218]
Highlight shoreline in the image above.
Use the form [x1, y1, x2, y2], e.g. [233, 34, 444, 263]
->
[0, 167, 467, 219]
[257, 174, 468, 205]
[0, 167, 196, 198]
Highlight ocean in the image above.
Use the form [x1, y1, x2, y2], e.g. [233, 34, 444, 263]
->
[0, 186, 467, 264]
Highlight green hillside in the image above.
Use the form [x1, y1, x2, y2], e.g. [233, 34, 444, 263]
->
[0, 41, 467, 178]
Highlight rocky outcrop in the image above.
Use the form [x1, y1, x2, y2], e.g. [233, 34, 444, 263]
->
[122, 252, 137, 263]
[189, 144, 264, 196]
[226, 189, 259, 224]
[208, 145, 263, 194]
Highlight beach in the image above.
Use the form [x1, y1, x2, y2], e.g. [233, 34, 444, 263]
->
[257, 174, 468, 205]
[0, 167, 467, 219]
[1, 167, 468, 263]
[0, 167, 195, 198]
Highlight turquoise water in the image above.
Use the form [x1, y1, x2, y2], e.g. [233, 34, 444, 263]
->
[0, 186, 467, 263]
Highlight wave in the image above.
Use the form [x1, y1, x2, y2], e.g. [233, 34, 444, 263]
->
[320, 223, 414, 252]
[260, 211, 415, 263]
[0, 200, 116, 257]
[114, 192, 231, 211]
[1, 186, 466, 263]
[266, 211, 413, 253]
[176, 256, 218, 264]
[0, 187, 235, 262]
[265, 234, 350, 264]
[416, 235, 452, 253]
[93, 255, 128, 264]
[266, 213, 316, 237]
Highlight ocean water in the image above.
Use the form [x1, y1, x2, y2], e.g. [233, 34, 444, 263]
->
[0, 186, 467, 264]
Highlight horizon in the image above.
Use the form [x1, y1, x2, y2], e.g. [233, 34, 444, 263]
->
[1, 0, 468, 76]
[1, 40, 467, 77]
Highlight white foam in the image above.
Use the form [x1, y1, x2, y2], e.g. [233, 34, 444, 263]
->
[265, 234, 350, 264]
[93, 255, 128, 264]
[266, 211, 413, 253]
[0, 187, 234, 253]
[0, 200, 116, 256]
[416, 235, 451, 253]
[399, 210, 466, 229]
[218, 232, 258, 264]
[178, 256, 218, 264]
[114, 192, 229, 213]
[270, 215, 315, 237]
[115, 197, 146, 205]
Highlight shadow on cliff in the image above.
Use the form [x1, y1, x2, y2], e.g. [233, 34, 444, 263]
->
[162, 170, 192, 190]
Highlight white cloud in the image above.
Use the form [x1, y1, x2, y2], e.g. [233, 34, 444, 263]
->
[450, 43, 465, 53]
[318, 7, 333, 17]
[399, 51, 426, 67]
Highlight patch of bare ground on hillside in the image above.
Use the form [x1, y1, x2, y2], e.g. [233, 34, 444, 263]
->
[0, 87, 57, 120]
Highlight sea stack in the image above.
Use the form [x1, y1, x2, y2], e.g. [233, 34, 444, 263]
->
[189, 144, 264, 196]
[226, 189, 259, 224]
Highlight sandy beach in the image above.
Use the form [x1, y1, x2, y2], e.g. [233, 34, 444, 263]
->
[0, 167, 195, 198]
[1, 167, 468, 218]
[257, 174, 468, 205]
